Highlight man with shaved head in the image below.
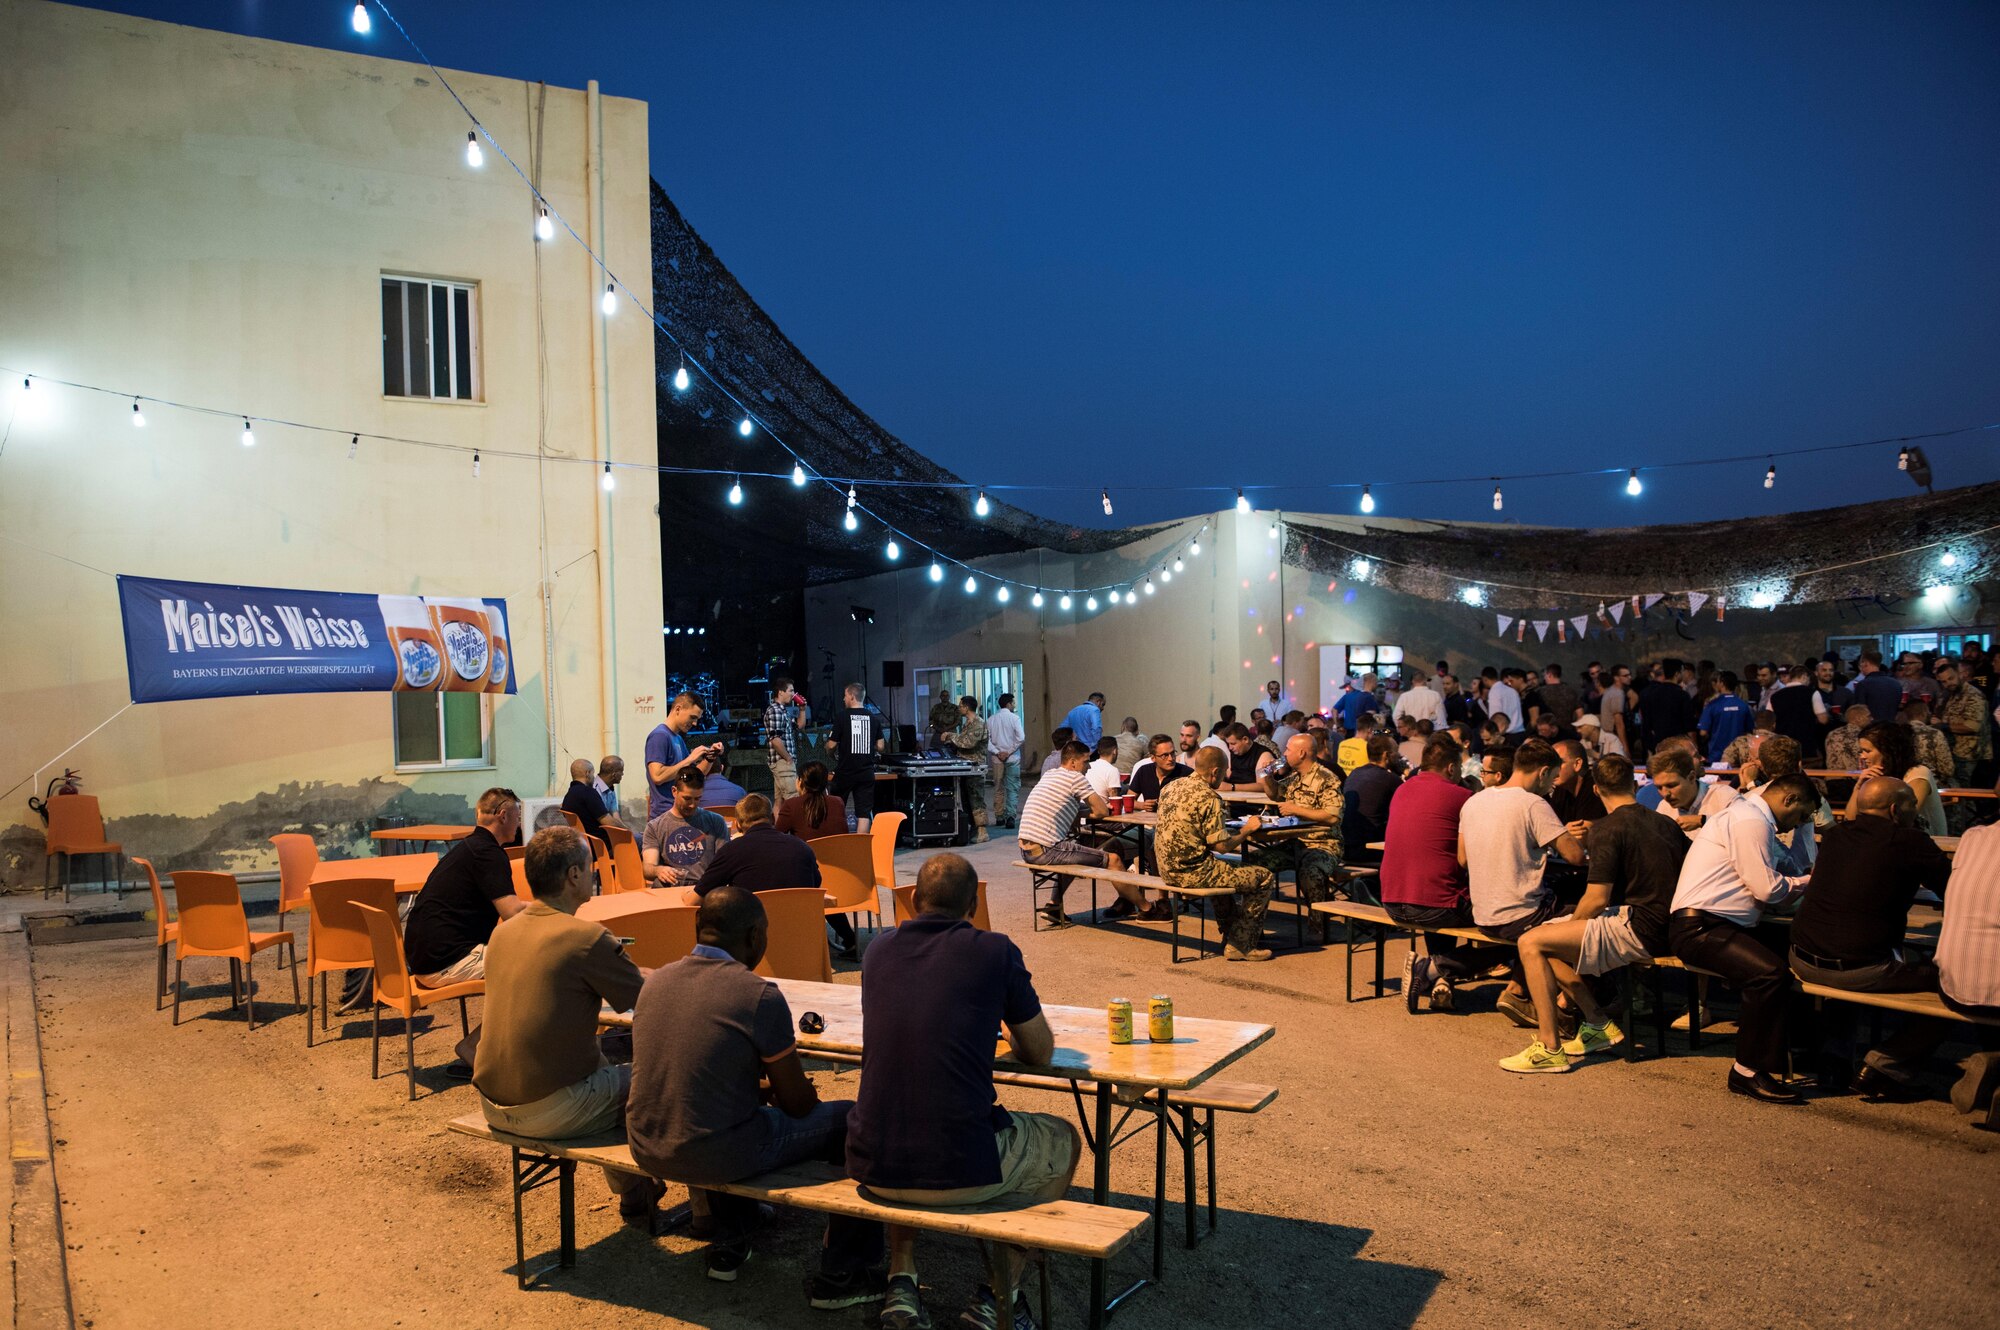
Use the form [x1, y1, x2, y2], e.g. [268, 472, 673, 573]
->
[560, 756, 616, 853]
[1789, 776, 1954, 1099]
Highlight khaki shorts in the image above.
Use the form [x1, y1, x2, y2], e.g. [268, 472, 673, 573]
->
[416, 943, 485, 988]
[868, 1111, 1077, 1207]
[1576, 906, 1651, 977]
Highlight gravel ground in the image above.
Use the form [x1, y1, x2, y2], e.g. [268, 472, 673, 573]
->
[31, 833, 2000, 1329]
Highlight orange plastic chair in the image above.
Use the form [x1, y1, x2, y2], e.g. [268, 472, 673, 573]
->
[43, 794, 125, 902]
[168, 871, 298, 1030]
[269, 833, 321, 953]
[869, 812, 906, 891]
[703, 805, 742, 833]
[591, 838, 617, 894]
[304, 878, 397, 1047]
[135, 857, 177, 1010]
[610, 838, 648, 894]
[561, 809, 588, 835]
[510, 858, 534, 901]
[752, 888, 833, 982]
[505, 844, 528, 861]
[607, 905, 698, 969]
[354, 902, 484, 1100]
[812, 834, 880, 937]
[890, 880, 992, 932]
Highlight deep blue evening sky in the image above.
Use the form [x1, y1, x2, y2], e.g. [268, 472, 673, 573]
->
[84, 2, 2000, 530]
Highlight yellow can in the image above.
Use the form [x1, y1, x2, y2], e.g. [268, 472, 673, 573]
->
[1148, 995, 1175, 1043]
[1108, 998, 1134, 1045]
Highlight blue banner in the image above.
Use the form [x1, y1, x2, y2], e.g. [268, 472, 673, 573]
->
[117, 575, 517, 703]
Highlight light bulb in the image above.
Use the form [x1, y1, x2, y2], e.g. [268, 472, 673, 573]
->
[1189, 540, 1201, 557]
[738, 417, 754, 438]
[465, 131, 483, 168]
[997, 586, 1010, 603]
[1160, 569, 1171, 584]
[1144, 578, 1155, 596]
[1101, 489, 1114, 516]
[963, 575, 977, 594]
[1236, 489, 1250, 514]
[1460, 585, 1484, 607]
[1268, 521, 1278, 539]
[536, 207, 553, 241]
[1126, 590, 1138, 604]
[1359, 485, 1375, 514]
[1085, 596, 1099, 611]
[1764, 463, 1775, 489]
[845, 486, 857, 509]
[1031, 591, 1044, 608]
[1492, 485, 1503, 511]
[843, 509, 858, 531]
[351, 3, 371, 34]
[131, 400, 145, 427]
[240, 419, 255, 447]
[601, 283, 617, 316]
[1941, 550, 1958, 568]
[473, 452, 482, 479]
[349, 435, 358, 460]
[673, 360, 690, 392]
[1350, 558, 1372, 581]
[727, 477, 743, 506]
[885, 539, 901, 562]
[791, 463, 807, 486]
[1898, 447, 1910, 471]
[1059, 594, 1072, 610]
[1625, 468, 1643, 497]
[974, 490, 990, 517]
[600, 463, 615, 491]
[929, 561, 943, 583]
[1173, 557, 1184, 572]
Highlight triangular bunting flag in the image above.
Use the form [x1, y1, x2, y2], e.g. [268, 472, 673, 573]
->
[1570, 615, 1589, 638]
[1496, 615, 1514, 637]
[1687, 591, 1709, 616]
[1532, 620, 1550, 641]
[1644, 593, 1664, 610]
[1609, 601, 1625, 623]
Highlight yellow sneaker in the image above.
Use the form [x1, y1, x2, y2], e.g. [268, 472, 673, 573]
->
[1561, 1020, 1625, 1058]
[1498, 1040, 1571, 1074]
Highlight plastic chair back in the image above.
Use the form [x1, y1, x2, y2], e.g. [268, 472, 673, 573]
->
[44, 794, 110, 853]
[505, 844, 528, 861]
[611, 839, 647, 894]
[591, 838, 616, 893]
[561, 810, 588, 834]
[510, 858, 533, 901]
[612, 905, 698, 968]
[270, 834, 320, 913]
[753, 888, 833, 982]
[355, 902, 414, 1008]
[869, 813, 906, 888]
[890, 880, 991, 931]
[703, 805, 741, 833]
[309, 878, 398, 971]
[135, 856, 172, 945]
[170, 871, 251, 956]
[604, 824, 636, 850]
[812, 834, 877, 914]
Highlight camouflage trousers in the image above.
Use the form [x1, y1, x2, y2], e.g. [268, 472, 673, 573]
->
[1248, 843, 1343, 904]
[1169, 861, 1275, 952]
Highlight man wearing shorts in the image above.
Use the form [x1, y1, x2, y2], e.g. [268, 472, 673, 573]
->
[1503, 755, 1688, 1072]
[1015, 740, 1149, 926]
[826, 682, 883, 832]
[848, 854, 1080, 1330]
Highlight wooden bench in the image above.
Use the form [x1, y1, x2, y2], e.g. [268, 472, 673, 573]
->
[1014, 860, 1240, 963]
[447, 1113, 1146, 1328]
[807, 1049, 1275, 1254]
[1797, 983, 2000, 1026]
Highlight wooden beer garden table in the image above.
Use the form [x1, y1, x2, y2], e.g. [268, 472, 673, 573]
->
[370, 824, 475, 853]
[602, 976, 1273, 1313]
[309, 851, 437, 895]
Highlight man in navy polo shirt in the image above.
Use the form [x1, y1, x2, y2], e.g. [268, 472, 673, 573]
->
[847, 854, 1077, 1330]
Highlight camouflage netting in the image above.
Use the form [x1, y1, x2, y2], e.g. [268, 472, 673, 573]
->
[1281, 480, 2000, 612]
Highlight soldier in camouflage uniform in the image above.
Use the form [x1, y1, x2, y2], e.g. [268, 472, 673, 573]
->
[944, 695, 991, 844]
[1155, 747, 1276, 960]
[1935, 658, 1992, 788]
[1251, 733, 1347, 904]
[928, 693, 964, 746]
[1903, 703, 1958, 788]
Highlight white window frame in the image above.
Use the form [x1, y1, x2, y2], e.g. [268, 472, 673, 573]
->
[392, 692, 496, 772]
[380, 274, 483, 402]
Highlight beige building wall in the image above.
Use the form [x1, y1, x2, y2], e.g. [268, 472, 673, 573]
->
[0, 1, 662, 882]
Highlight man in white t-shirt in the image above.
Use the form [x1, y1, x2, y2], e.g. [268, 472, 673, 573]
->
[1485, 669, 1525, 736]
[1085, 738, 1124, 802]
[1392, 669, 1446, 729]
[1457, 740, 1587, 1038]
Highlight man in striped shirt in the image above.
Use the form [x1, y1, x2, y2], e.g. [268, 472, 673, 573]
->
[1017, 741, 1153, 926]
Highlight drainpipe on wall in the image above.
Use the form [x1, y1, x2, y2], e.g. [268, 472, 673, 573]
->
[585, 77, 617, 757]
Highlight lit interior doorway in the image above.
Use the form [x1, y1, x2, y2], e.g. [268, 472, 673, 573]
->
[913, 662, 1025, 742]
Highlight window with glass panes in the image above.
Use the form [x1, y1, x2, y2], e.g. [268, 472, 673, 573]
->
[393, 692, 493, 770]
[381, 276, 480, 400]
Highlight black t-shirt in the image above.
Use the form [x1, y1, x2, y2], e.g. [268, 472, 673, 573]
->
[847, 914, 1041, 1190]
[403, 826, 514, 974]
[831, 707, 883, 777]
[1129, 761, 1191, 802]
[1226, 746, 1263, 785]
[1548, 780, 1607, 825]
[560, 780, 608, 849]
[1637, 681, 1693, 750]
[1582, 803, 1688, 956]
[695, 825, 823, 895]
[1792, 818, 1953, 964]
[1342, 764, 1397, 861]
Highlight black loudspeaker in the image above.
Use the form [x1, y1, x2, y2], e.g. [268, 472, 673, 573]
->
[881, 660, 905, 688]
[911, 779, 959, 839]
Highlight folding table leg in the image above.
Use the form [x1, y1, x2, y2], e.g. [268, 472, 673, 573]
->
[1089, 1083, 1111, 1328]
[1181, 1105, 1196, 1250]
[1204, 1108, 1217, 1232]
[1151, 1090, 1168, 1281]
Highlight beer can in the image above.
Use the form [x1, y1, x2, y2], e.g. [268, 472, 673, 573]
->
[1108, 998, 1134, 1045]
[1148, 995, 1174, 1043]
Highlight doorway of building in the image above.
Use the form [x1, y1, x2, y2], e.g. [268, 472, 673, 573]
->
[912, 662, 1025, 743]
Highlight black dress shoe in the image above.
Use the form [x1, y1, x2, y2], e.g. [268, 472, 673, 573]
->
[1728, 1068, 1804, 1104]
[1852, 1066, 1927, 1102]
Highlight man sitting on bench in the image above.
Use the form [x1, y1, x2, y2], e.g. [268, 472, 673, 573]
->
[472, 827, 660, 1228]
[626, 887, 883, 1301]
[1157, 747, 1279, 962]
[1501, 756, 1687, 1072]
[847, 853, 1079, 1330]
[1017, 740, 1157, 927]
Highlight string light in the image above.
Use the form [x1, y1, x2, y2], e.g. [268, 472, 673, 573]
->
[1940, 550, 1958, 569]
[1159, 568, 1171, 583]
[1360, 485, 1375, 515]
[348, 434, 358, 460]
[843, 509, 858, 532]
[1173, 557, 1184, 572]
[535, 207, 553, 241]
[737, 417, 754, 438]
[1085, 596, 1099, 611]
[727, 476, 743, 506]
[929, 561, 943, 583]
[1060, 594, 1073, 610]
[963, 574, 978, 594]
[1459, 585, 1484, 607]
[791, 462, 807, 486]
[351, 3, 371, 34]
[1267, 521, 1278, 539]
[130, 399, 144, 427]
[1143, 577, 1155, 596]
[1101, 489, 1114, 516]
[974, 490, 990, 518]
[1031, 591, 1044, 608]
[1236, 489, 1250, 514]
[240, 418, 255, 447]
[1125, 590, 1138, 605]
[600, 283, 616, 316]
[885, 539, 900, 562]
[1765, 462, 1776, 489]
[1492, 484, 1503, 511]
[600, 462, 615, 491]
[472, 451, 481, 479]
[673, 357, 689, 393]
[997, 586, 1010, 603]
[1350, 557, 1372, 581]
[1898, 447, 1910, 471]
[1625, 468, 1643, 497]
[1189, 539, 1201, 557]
[465, 130, 483, 168]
